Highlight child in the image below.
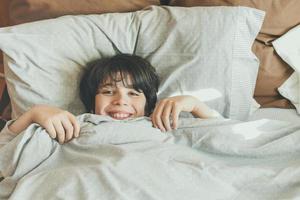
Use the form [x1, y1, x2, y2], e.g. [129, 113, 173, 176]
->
[1, 54, 218, 145]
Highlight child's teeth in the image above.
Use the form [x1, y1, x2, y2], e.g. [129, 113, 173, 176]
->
[112, 113, 130, 119]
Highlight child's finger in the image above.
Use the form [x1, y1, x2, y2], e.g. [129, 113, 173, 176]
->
[52, 120, 66, 144]
[150, 114, 155, 128]
[151, 102, 161, 128]
[161, 101, 173, 131]
[151, 104, 159, 128]
[153, 101, 166, 132]
[62, 119, 74, 142]
[44, 122, 57, 139]
[69, 114, 80, 138]
[171, 105, 180, 130]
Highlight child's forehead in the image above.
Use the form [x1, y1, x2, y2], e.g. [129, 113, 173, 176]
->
[100, 72, 133, 87]
[104, 72, 132, 82]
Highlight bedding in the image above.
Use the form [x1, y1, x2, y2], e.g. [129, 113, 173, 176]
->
[278, 73, 299, 113]
[1, 114, 300, 199]
[273, 24, 300, 114]
[1, 3, 300, 199]
[247, 108, 300, 123]
[0, 6, 264, 120]
[169, 0, 300, 109]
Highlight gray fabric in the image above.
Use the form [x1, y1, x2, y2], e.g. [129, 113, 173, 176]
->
[1, 114, 300, 199]
[248, 108, 300, 123]
[0, 120, 17, 149]
[0, 6, 264, 120]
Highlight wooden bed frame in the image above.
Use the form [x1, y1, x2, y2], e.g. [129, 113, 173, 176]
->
[0, 0, 10, 119]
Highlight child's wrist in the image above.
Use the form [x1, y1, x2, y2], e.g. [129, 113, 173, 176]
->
[24, 106, 36, 124]
[191, 102, 214, 118]
[8, 109, 34, 135]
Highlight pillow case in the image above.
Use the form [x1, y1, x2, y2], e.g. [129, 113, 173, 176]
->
[9, 0, 160, 24]
[0, 6, 264, 120]
[169, 0, 300, 108]
[273, 25, 300, 114]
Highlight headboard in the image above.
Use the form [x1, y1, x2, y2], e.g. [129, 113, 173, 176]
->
[0, 0, 9, 84]
[0, 0, 10, 115]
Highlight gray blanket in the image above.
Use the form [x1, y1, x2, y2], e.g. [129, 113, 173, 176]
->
[1, 114, 300, 200]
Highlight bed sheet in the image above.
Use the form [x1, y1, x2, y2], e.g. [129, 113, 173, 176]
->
[248, 108, 300, 123]
[1, 114, 300, 199]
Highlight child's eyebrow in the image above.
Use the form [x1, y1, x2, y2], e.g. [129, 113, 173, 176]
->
[101, 83, 114, 88]
[101, 82, 135, 89]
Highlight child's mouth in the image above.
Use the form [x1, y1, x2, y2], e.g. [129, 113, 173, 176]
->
[109, 112, 132, 120]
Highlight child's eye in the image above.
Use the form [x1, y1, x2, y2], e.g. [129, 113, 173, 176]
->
[101, 90, 114, 95]
[129, 91, 140, 96]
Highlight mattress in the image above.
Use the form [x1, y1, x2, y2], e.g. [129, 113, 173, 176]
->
[248, 108, 300, 123]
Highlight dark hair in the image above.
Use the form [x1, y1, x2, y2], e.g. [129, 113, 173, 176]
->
[80, 54, 159, 116]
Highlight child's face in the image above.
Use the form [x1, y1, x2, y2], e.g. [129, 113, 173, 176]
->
[94, 74, 146, 120]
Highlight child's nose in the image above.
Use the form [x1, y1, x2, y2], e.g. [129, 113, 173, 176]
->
[112, 94, 129, 105]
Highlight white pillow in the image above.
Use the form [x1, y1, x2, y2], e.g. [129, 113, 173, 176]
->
[273, 24, 300, 114]
[278, 72, 300, 113]
[0, 6, 264, 120]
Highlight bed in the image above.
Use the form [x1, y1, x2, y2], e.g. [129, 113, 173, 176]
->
[1, 0, 300, 199]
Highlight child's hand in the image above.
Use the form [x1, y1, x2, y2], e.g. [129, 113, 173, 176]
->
[151, 95, 216, 132]
[31, 105, 80, 144]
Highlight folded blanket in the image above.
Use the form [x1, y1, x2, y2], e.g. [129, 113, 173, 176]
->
[1, 114, 300, 199]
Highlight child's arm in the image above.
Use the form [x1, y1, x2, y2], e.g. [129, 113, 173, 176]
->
[0, 120, 19, 149]
[8, 105, 80, 144]
[151, 95, 220, 132]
